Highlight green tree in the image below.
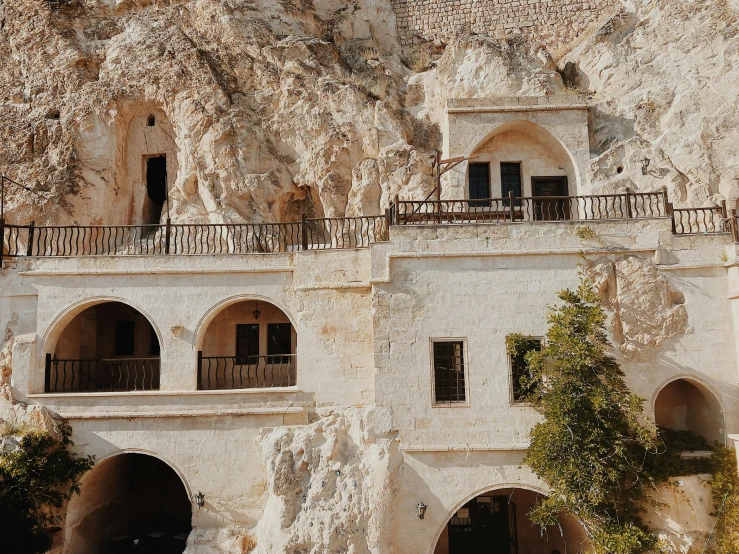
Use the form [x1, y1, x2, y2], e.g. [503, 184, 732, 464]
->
[521, 278, 659, 554]
[0, 421, 94, 554]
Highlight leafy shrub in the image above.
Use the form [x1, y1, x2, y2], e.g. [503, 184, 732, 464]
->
[0, 421, 94, 554]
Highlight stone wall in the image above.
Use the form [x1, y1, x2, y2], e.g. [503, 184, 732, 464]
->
[392, 0, 619, 47]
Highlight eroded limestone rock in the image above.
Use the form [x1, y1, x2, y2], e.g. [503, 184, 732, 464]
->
[253, 406, 400, 554]
[585, 256, 688, 358]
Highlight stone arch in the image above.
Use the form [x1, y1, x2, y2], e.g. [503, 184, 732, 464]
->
[42, 297, 163, 359]
[63, 450, 192, 554]
[41, 298, 163, 393]
[194, 294, 297, 350]
[466, 119, 581, 197]
[114, 104, 179, 225]
[431, 483, 589, 554]
[195, 295, 298, 390]
[653, 375, 725, 445]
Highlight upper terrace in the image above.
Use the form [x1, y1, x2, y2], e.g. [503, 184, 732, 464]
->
[0, 183, 735, 261]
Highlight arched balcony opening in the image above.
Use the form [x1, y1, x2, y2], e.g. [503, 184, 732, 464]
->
[654, 378, 725, 445]
[46, 302, 160, 393]
[64, 453, 191, 554]
[198, 299, 296, 390]
[434, 488, 588, 554]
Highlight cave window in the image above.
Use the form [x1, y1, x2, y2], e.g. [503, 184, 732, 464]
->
[146, 155, 167, 224]
[147, 115, 156, 127]
[47, 110, 60, 120]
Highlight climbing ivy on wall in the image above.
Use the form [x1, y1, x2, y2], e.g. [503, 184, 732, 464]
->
[518, 278, 661, 554]
[0, 421, 94, 554]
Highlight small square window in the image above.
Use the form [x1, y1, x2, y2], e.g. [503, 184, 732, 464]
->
[431, 340, 467, 405]
[508, 335, 543, 403]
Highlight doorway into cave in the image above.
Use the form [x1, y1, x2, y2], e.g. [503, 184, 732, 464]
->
[65, 453, 191, 554]
[145, 155, 167, 224]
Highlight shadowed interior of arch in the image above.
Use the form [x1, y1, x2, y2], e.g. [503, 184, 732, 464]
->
[198, 299, 297, 390]
[48, 301, 161, 393]
[654, 378, 725, 445]
[64, 453, 191, 554]
[434, 488, 589, 554]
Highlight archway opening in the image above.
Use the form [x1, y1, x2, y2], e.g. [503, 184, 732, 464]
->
[466, 121, 577, 221]
[199, 299, 296, 390]
[434, 488, 589, 554]
[65, 453, 191, 554]
[47, 301, 160, 393]
[655, 379, 724, 445]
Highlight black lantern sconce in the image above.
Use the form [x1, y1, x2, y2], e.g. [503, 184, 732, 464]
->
[416, 501, 427, 519]
[252, 300, 261, 320]
[641, 157, 651, 176]
[195, 491, 205, 509]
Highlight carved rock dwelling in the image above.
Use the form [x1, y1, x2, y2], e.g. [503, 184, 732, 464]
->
[1, 0, 739, 553]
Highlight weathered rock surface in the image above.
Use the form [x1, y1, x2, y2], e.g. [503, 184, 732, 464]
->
[585, 255, 688, 358]
[3, 0, 737, 227]
[253, 406, 400, 554]
[568, 0, 739, 206]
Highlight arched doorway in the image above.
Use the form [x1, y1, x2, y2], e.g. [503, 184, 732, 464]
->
[434, 488, 588, 554]
[64, 453, 191, 554]
[198, 299, 296, 390]
[654, 378, 725, 444]
[47, 301, 161, 393]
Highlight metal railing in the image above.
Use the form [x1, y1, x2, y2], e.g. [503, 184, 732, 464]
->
[197, 353, 296, 390]
[1, 216, 387, 260]
[44, 355, 160, 393]
[672, 206, 728, 235]
[395, 191, 669, 224]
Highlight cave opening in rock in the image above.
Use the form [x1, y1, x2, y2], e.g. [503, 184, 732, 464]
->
[64, 453, 192, 554]
[434, 488, 588, 554]
[654, 378, 724, 444]
[145, 155, 167, 224]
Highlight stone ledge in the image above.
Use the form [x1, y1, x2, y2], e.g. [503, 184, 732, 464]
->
[400, 443, 529, 451]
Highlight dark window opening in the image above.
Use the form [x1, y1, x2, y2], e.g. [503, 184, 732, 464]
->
[501, 162, 522, 206]
[268, 323, 292, 362]
[115, 321, 136, 357]
[236, 324, 260, 360]
[149, 327, 161, 357]
[433, 340, 466, 404]
[146, 155, 167, 224]
[47, 110, 61, 120]
[531, 176, 570, 220]
[509, 336, 542, 403]
[468, 163, 491, 207]
[147, 115, 156, 127]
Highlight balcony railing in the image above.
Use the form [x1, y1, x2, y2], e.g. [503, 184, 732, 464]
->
[44, 355, 160, 393]
[0, 215, 387, 259]
[197, 353, 296, 390]
[394, 191, 669, 224]
[2, 191, 735, 262]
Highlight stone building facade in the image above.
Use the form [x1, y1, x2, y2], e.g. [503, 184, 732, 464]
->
[2, 96, 737, 554]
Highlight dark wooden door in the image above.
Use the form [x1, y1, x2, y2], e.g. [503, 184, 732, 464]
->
[532, 176, 570, 220]
[448, 496, 511, 553]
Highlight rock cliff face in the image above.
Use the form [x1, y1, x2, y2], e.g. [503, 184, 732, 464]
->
[1, 0, 737, 226]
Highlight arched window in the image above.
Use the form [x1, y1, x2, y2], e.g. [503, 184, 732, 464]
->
[46, 302, 160, 393]
[654, 378, 724, 444]
[198, 299, 296, 390]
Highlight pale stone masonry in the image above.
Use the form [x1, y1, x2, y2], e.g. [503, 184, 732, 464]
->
[392, 0, 619, 46]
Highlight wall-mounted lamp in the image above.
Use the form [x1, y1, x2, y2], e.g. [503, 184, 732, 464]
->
[195, 491, 205, 509]
[641, 157, 651, 175]
[253, 300, 261, 320]
[416, 501, 427, 519]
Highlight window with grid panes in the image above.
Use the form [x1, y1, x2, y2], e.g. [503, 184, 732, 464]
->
[432, 340, 466, 404]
